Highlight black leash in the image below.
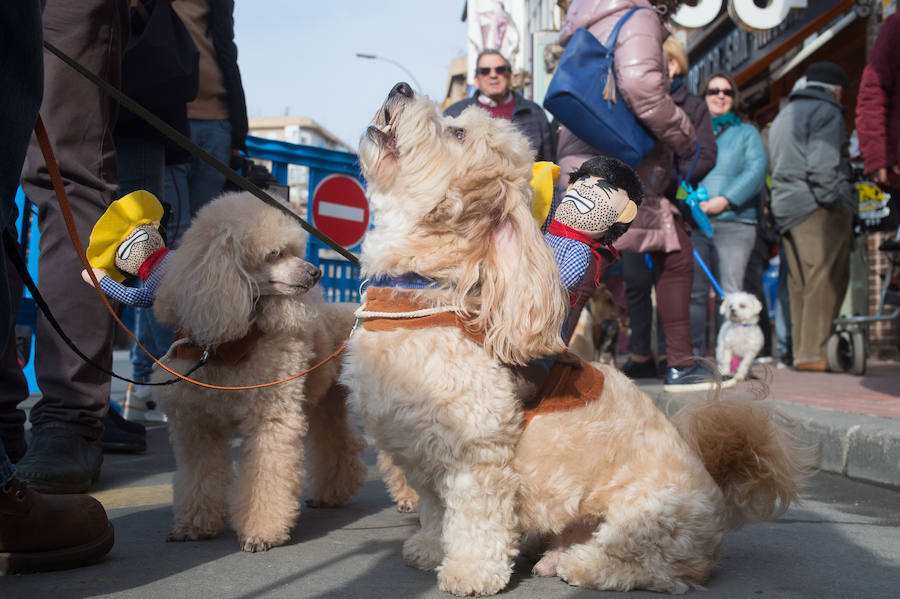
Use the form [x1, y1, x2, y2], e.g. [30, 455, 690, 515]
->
[4, 229, 205, 386]
[42, 39, 361, 267]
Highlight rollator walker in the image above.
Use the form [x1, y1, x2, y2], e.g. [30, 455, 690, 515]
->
[827, 181, 900, 375]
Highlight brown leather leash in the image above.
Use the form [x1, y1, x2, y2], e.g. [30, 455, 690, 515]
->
[31, 115, 350, 390]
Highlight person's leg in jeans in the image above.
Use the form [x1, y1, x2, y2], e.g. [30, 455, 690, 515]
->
[114, 134, 172, 419]
[186, 119, 231, 215]
[15, 0, 129, 493]
[0, 7, 114, 570]
[689, 231, 715, 356]
[0, 0, 43, 464]
[0, 229, 30, 462]
[712, 221, 757, 295]
[775, 238, 792, 364]
[742, 233, 773, 358]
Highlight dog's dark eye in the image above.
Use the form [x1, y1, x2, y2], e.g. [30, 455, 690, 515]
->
[265, 249, 281, 262]
[453, 128, 464, 141]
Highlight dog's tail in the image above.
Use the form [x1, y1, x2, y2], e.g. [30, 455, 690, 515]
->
[671, 396, 815, 530]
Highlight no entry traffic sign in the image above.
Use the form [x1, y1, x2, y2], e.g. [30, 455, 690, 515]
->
[311, 174, 370, 249]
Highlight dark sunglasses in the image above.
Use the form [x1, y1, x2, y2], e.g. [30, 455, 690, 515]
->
[705, 87, 735, 97]
[477, 65, 509, 76]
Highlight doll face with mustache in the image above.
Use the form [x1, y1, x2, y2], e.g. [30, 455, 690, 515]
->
[555, 176, 636, 238]
[115, 224, 164, 276]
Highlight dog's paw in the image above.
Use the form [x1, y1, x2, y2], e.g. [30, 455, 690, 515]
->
[239, 536, 274, 553]
[396, 497, 418, 513]
[402, 530, 443, 571]
[438, 555, 511, 596]
[533, 550, 561, 577]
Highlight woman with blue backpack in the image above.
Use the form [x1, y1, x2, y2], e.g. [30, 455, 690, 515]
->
[689, 72, 768, 357]
[552, 0, 726, 391]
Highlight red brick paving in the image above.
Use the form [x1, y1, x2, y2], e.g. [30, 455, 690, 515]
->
[755, 360, 900, 420]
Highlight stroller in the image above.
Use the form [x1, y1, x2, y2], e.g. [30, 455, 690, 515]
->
[827, 178, 900, 375]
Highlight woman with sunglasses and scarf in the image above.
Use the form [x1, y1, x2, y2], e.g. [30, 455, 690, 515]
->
[689, 72, 768, 357]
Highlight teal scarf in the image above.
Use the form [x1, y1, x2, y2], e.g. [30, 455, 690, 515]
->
[712, 112, 741, 134]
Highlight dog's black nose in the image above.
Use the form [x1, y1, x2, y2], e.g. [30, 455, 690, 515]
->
[312, 268, 322, 283]
[389, 82, 414, 98]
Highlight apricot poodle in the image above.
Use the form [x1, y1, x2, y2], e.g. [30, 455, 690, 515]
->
[152, 192, 366, 552]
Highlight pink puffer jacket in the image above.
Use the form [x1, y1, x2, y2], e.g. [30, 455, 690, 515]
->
[556, 0, 697, 253]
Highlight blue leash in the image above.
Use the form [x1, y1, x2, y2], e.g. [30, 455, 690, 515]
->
[693, 248, 724, 297]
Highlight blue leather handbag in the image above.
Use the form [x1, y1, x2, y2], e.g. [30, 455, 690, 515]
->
[543, 7, 656, 168]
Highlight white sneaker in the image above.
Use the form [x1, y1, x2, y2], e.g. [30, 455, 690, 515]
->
[123, 383, 168, 423]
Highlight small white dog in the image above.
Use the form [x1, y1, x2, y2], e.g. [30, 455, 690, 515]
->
[717, 291, 765, 381]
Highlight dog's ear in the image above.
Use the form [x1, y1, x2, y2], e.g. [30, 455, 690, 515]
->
[750, 294, 763, 314]
[719, 296, 730, 316]
[457, 179, 567, 365]
[155, 225, 255, 347]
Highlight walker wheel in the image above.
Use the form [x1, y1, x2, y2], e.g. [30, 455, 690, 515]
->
[851, 329, 867, 376]
[826, 332, 851, 373]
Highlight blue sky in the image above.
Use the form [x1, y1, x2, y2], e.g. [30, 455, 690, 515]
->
[234, 1, 469, 150]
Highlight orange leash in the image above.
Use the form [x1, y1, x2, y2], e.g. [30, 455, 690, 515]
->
[33, 115, 350, 390]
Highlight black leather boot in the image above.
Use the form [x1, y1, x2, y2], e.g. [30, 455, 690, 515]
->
[14, 428, 103, 494]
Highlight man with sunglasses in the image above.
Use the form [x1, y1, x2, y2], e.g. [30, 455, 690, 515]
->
[444, 49, 555, 162]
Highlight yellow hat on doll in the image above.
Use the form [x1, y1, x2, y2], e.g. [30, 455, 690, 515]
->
[530, 161, 559, 226]
[87, 190, 163, 283]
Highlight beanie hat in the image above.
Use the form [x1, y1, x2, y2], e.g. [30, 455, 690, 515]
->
[806, 62, 848, 87]
[87, 190, 163, 282]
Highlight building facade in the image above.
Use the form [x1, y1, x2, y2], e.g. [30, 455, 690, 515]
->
[457, 0, 898, 358]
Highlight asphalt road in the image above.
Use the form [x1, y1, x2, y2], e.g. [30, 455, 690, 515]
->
[3, 424, 898, 599]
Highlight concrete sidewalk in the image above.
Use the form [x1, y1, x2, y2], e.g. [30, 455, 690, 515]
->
[100, 351, 900, 489]
[637, 359, 900, 489]
[14, 350, 899, 491]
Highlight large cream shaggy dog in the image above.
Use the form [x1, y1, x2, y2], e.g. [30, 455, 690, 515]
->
[340, 83, 810, 596]
[152, 192, 366, 552]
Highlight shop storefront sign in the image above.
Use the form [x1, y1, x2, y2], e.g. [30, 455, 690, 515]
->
[684, 1, 847, 93]
[674, 0, 807, 31]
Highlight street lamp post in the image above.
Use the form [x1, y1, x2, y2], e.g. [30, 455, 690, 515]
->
[355, 52, 423, 94]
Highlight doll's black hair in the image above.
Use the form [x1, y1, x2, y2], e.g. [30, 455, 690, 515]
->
[566, 156, 644, 245]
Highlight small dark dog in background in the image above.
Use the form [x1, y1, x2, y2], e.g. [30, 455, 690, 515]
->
[569, 284, 624, 364]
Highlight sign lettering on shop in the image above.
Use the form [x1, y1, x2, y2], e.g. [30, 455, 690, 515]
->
[673, 0, 808, 30]
[683, 1, 837, 94]
[685, 14, 797, 93]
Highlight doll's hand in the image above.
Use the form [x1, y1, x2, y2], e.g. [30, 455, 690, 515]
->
[81, 268, 107, 288]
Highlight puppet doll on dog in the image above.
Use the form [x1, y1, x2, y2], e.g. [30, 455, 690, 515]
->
[81, 190, 170, 307]
[542, 156, 643, 341]
[81, 190, 171, 422]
